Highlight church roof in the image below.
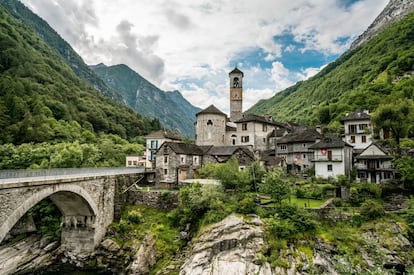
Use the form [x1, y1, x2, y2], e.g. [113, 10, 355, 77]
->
[235, 114, 283, 126]
[229, 67, 244, 77]
[196, 104, 227, 117]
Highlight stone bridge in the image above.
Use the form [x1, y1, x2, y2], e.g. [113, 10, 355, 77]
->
[0, 168, 147, 257]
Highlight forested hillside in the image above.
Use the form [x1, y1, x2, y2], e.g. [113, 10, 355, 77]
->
[247, 11, 414, 130]
[0, 5, 160, 168]
[0, 0, 122, 101]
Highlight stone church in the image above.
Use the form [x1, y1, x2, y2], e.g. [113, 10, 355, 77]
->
[195, 67, 284, 152]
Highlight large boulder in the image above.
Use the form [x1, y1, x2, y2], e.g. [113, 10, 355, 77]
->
[180, 214, 272, 275]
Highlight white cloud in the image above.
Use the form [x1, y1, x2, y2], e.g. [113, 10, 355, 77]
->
[21, 0, 389, 111]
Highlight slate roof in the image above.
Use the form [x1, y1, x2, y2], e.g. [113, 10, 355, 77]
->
[277, 128, 322, 144]
[196, 104, 227, 117]
[163, 142, 204, 155]
[309, 137, 352, 149]
[229, 67, 244, 76]
[145, 130, 182, 140]
[340, 110, 371, 122]
[205, 146, 254, 158]
[355, 143, 393, 160]
[235, 114, 283, 126]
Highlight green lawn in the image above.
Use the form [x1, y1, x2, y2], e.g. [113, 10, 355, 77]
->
[260, 195, 330, 208]
[287, 196, 330, 208]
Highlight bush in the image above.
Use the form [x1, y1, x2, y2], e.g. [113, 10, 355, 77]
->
[126, 210, 142, 224]
[360, 200, 385, 220]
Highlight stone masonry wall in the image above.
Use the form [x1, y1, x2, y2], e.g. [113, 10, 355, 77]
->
[126, 190, 178, 211]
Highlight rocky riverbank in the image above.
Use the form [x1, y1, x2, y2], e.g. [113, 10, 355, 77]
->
[2, 212, 413, 275]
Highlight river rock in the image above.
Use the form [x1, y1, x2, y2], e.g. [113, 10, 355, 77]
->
[180, 214, 272, 275]
[129, 232, 157, 275]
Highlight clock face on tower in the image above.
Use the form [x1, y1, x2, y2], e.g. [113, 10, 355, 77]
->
[232, 91, 240, 100]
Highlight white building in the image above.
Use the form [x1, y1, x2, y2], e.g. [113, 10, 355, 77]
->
[340, 110, 373, 151]
[309, 137, 353, 179]
[145, 130, 182, 169]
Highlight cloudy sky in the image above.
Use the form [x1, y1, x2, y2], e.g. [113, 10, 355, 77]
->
[21, 0, 388, 114]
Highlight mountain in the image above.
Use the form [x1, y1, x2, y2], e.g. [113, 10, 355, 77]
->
[0, 4, 158, 144]
[350, 0, 414, 50]
[0, 0, 122, 102]
[247, 5, 414, 128]
[91, 64, 201, 137]
[0, 0, 200, 137]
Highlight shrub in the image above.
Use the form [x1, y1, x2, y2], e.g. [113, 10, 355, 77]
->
[127, 210, 142, 224]
[360, 200, 385, 220]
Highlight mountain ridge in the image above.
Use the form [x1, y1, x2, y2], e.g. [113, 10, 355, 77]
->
[91, 63, 201, 137]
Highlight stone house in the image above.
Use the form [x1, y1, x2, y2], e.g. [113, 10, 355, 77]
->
[340, 110, 373, 151]
[354, 143, 395, 184]
[276, 127, 322, 176]
[155, 142, 204, 186]
[309, 137, 353, 179]
[202, 146, 255, 170]
[145, 130, 182, 170]
[233, 114, 282, 151]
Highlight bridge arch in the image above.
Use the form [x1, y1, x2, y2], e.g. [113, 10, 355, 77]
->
[0, 184, 98, 245]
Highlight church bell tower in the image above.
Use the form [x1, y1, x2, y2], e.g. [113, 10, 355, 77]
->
[229, 67, 243, 122]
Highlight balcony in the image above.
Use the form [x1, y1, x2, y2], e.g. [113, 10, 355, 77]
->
[355, 163, 393, 170]
[313, 155, 343, 162]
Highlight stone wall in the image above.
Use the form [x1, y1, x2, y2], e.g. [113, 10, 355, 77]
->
[126, 190, 178, 211]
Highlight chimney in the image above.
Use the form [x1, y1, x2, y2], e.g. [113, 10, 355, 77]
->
[316, 125, 322, 134]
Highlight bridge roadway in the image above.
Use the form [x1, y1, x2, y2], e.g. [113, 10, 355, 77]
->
[0, 167, 146, 257]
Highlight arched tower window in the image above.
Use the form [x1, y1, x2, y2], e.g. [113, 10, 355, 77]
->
[207, 119, 213, 126]
[233, 77, 240, 88]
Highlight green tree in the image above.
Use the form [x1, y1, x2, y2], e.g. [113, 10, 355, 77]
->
[395, 156, 414, 188]
[373, 100, 414, 147]
[260, 168, 291, 206]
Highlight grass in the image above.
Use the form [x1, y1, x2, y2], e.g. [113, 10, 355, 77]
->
[287, 196, 330, 208]
[109, 205, 184, 274]
[260, 196, 329, 208]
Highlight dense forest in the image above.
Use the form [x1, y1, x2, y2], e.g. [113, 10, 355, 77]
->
[247, 11, 414, 133]
[0, 5, 161, 168]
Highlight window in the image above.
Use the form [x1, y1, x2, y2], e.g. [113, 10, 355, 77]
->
[164, 169, 168, 175]
[164, 156, 168, 164]
[207, 119, 213, 126]
[241, 136, 249, 143]
[362, 135, 367, 143]
[303, 154, 306, 159]
[242, 123, 248, 131]
[263, 124, 267, 132]
[327, 150, 332, 161]
[150, 140, 158, 149]
[349, 125, 357, 134]
[133, 161, 137, 166]
[193, 156, 199, 165]
[359, 124, 368, 131]
[181, 156, 186, 164]
[350, 136, 355, 143]
[327, 164, 333, 171]
[303, 143, 306, 148]
[280, 145, 287, 151]
[128, 161, 132, 166]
